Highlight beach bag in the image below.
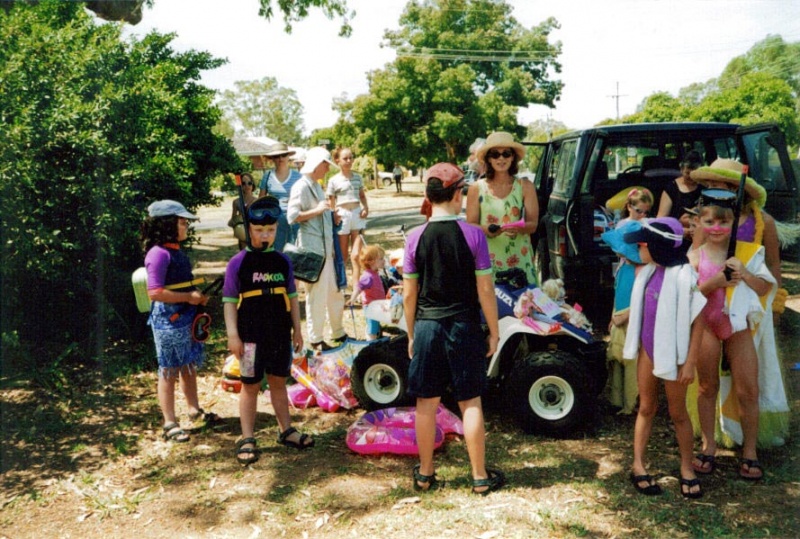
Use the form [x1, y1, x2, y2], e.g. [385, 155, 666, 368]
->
[283, 243, 325, 283]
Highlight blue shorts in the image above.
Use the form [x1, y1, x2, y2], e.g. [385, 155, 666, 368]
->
[408, 318, 487, 401]
[238, 337, 292, 384]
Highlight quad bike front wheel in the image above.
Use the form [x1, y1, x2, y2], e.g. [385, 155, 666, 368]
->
[351, 336, 413, 410]
[506, 349, 592, 436]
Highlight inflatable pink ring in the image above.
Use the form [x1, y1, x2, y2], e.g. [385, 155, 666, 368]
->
[346, 405, 463, 456]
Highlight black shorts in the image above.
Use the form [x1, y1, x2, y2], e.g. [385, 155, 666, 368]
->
[407, 318, 487, 401]
[238, 337, 292, 384]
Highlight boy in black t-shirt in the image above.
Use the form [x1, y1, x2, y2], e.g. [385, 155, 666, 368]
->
[223, 197, 312, 466]
[402, 163, 504, 495]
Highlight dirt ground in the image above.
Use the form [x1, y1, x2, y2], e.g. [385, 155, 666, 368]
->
[2, 182, 799, 538]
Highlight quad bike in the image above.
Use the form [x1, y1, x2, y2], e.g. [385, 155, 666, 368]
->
[350, 275, 607, 437]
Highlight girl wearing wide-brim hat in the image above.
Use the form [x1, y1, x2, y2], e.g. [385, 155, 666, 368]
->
[466, 131, 539, 285]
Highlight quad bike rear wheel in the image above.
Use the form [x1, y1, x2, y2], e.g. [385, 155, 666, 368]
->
[351, 336, 413, 410]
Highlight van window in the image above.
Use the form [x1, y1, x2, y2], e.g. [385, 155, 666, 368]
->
[742, 130, 787, 190]
[713, 137, 739, 161]
[551, 139, 579, 195]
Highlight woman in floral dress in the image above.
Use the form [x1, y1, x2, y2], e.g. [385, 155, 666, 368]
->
[466, 131, 539, 285]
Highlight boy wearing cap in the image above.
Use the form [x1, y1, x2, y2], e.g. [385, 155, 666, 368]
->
[223, 197, 310, 465]
[141, 200, 220, 443]
[403, 163, 504, 495]
[621, 217, 704, 498]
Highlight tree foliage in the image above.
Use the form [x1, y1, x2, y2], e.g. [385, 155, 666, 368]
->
[622, 36, 800, 146]
[0, 1, 240, 350]
[347, 0, 562, 169]
[257, 0, 354, 37]
[218, 77, 305, 144]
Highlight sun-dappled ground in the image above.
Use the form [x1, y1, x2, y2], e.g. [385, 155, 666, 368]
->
[2, 183, 799, 538]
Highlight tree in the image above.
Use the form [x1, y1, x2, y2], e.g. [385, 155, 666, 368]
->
[0, 1, 241, 354]
[218, 77, 305, 143]
[348, 0, 562, 169]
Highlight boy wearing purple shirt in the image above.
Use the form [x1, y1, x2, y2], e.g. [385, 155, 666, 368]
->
[223, 197, 312, 466]
[403, 163, 504, 495]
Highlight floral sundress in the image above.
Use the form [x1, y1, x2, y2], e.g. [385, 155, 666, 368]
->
[477, 178, 536, 285]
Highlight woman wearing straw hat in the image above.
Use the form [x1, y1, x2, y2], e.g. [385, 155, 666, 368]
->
[259, 142, 302, 251]
[466, 131, 539, 285]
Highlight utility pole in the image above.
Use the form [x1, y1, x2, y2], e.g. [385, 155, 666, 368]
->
[608, 81, 627, 121]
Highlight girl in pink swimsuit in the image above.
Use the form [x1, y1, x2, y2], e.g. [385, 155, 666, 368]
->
[687, 194, 771, 481]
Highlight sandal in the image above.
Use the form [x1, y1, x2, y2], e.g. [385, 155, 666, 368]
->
[235, 437, 259, 466]
[189, 408, 223, 425]
[692, 453, 716, 475]
[630, 473, 662, 496]
[472, 467, 505, 496]
[739, 458, 764, 481]
[412, 464, 443, 492]
[277, 427, 315, 450]
[162, 422, 189, 443]
[679, 477, 703, 499]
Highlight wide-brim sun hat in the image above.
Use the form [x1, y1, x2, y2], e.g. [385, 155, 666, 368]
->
[690, 158, 767, 208]
[622, 217, 686, 267]
[300, 147, 337, 175]
[424, 162, 465, 189]
[601, 221, 643, 264]
[148, 199, 198, 219]
[265, 142, 296, 158]
[477, 131, 526, 163]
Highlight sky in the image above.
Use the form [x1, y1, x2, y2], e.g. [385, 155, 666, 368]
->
[121, 0, 800, 137]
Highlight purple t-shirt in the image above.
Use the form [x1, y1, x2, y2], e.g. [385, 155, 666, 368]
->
[403, 216, 493, 321]
[358, 268, 386, 304]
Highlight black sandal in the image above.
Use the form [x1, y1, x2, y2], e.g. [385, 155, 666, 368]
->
[472, 467, 505, 496]
[162, 422, 189, 443]
[189, 408, 222, 425]
[235, 437, 259, 466]
[277, 427, 315, 450]
[630, 473, 662, 496]
[412, 464, 443, 492]
[680, 477, 703, 499]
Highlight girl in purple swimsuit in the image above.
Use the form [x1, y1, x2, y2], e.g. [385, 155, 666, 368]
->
[622, 218, 701, 499]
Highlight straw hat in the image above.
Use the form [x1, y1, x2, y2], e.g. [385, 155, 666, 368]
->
[690, 158, 767, 208]
[477, 131, 526, 163]
[265, 142, 296, 158]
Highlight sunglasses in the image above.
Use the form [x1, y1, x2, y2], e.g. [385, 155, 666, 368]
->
[487, 150, 514, 159]
[631, 207, 649, 215]
[243, 181, 254, 187]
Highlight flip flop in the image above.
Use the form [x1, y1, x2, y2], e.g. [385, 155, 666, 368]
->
[739, 458, 764, 481]
[630, 473, 662, 496]
[680, 477, 703, 499]
[692, 453, 716, 475]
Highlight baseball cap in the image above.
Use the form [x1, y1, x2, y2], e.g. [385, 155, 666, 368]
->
[148, 200, 198, 219]
[424, 162, 464, 189]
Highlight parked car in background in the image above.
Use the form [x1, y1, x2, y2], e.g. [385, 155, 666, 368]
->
[378, 172, 394, 187]
[528, 122, 799, 324]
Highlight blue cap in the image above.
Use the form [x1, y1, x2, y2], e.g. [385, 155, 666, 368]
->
[148, 200, 198, 219]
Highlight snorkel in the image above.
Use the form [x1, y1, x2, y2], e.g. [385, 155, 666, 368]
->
[723, 165, 748, 281]
[235, 173, 252, 250]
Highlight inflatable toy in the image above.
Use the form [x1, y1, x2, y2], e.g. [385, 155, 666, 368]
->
[287, 383, 315, 409]
[346, 404, 464, 455]
[291, 364, 340, 412]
